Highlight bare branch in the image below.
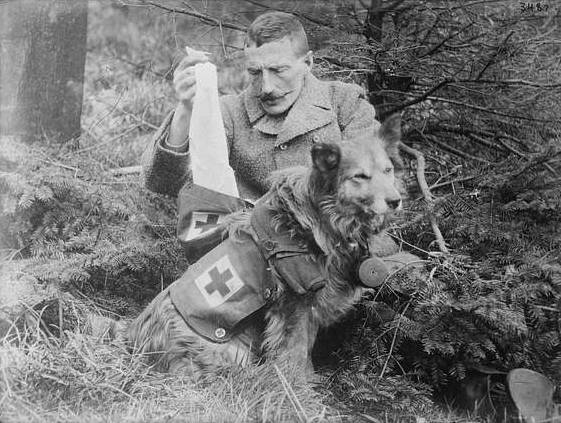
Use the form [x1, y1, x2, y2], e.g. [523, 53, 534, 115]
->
[146, 1, 246, 32]
[107, 165, 142, 176]
[399, 142, 449, 254]
[430, 175, 478, 190]
[385, 80, 450, 115]
[475, 31, 515, 80]
[418, 131, 494, 165]
[419, 22, 474, 58]
[469, 133, 506, 152]
[426, 96, 561, 123]
[467, 79, 561, 88]
[242, 0, 338, 30]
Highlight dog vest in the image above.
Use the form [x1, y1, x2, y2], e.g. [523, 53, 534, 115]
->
[169, 199, 327, 345]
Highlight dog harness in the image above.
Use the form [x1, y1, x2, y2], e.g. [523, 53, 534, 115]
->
[169, 198, 327, 345]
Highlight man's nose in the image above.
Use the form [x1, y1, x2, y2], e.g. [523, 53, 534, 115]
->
[260, 70, 274, 94]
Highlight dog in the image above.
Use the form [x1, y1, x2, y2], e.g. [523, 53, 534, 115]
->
[127, 114, 404, 377]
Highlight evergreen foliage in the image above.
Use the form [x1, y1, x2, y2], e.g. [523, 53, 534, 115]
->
[0, 141, 187, 306]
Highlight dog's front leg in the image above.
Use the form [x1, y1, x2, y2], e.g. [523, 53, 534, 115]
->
[263, 296, 317, 377]
[284, 305, 318, 375]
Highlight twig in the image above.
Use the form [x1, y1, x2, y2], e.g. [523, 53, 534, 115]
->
[378, 301, 411, 381]
[475, 31, 515, 80]
[399, 142, 449, 254]
[147, 1, 246, 32]
[429, 175, 477, 190]
[385, 80, 449, 115]
[75, 124, 142, 156]
[469, 133, 507, 152]
[388, 232, 432, 256]
[419, 22, 474, 58]
[426, 96, 560, 123]
[58, 294, 64, 341]
[414, 78, 561, 89]
[107, 165, 142, 176]
[113, 105, 159, 130]
[496, 137, 525, 157]
[36, 158, 81, 175]
[243, 0, 339, 30]
[415, 130, 494, 165]
[420, 15, 441, 46]
[468, 78, 561, 88]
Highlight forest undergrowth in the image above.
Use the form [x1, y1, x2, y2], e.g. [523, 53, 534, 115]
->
[1, 2, 560, 422]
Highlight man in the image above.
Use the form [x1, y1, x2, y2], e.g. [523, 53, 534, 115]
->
[144, 11, 397, 254]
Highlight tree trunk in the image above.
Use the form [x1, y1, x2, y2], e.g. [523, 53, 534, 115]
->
[365, 0, 384, 42]
[0, 0, 88, 144]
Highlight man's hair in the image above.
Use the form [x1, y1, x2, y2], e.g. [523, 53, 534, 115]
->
[244, 12, 309, 57]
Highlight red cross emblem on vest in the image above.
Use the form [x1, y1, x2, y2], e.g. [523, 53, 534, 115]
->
[186, 212, 226, 240]
[194, 255, 244, 307]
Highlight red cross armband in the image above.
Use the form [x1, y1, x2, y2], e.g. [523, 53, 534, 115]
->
[169, 231, 274, 344]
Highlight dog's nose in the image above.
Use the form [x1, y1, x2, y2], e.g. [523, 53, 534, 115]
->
[386, 198, 401, 210]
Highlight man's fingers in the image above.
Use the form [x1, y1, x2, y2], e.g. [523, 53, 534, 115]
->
[174, 74, 195, 90]
[176, 85, 196, 103]
[174, 65, 195, 82]
[176, 54, 209, 72]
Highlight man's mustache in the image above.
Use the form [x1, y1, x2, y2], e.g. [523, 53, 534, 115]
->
[257, 90, 293, 102]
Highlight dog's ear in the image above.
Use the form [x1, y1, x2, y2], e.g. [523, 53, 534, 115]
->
[311, 143, 341, 173]
[380, 113, 401, 146]
[379, 114, 403, 168]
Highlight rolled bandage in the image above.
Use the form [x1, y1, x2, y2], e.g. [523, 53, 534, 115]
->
[187, 46, 239, 198]
[185, 46, 211, 60]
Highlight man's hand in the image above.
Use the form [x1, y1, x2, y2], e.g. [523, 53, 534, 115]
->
[167, 48, 210, 148]
[173, 49, 210, 109]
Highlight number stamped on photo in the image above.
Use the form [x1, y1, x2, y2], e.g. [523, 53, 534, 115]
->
[519, 2, 550, 13]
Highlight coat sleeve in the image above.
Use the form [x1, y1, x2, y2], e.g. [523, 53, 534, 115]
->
[335, 83, 380, 139]
[141, 110, 192, 197]
[142, 97, 235, 198]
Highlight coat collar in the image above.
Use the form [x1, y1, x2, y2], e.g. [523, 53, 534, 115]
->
[243, 74, 333, 144]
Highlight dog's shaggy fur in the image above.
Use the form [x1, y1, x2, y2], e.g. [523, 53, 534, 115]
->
[127, 115, 404, 377]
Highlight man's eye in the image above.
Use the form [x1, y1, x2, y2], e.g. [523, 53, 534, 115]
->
[383, 167, 393, 175]
[352, 173, 371, 180]
[271, 67, 287, 74]
[247, 68, 260, 76]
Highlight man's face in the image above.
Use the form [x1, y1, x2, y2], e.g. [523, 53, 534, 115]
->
[245, 37, 312, 115]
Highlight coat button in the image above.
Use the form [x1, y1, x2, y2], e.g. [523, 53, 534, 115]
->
[215, 328, 226, 339]
[312, 134, 320, 143]
[279, 143, 288, 150]
[263, 240, 275, 251]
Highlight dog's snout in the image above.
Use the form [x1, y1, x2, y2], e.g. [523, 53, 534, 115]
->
[386, 198, 401, 210]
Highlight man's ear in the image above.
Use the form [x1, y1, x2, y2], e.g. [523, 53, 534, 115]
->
[311, 143, 341, 173]
[303, 50, 313, 71]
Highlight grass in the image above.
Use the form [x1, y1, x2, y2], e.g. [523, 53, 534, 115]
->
[0, 306, 338, 423]
[0, 282, 479, 422]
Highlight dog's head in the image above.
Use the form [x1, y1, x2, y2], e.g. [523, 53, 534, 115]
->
[310, 114, 403, 232]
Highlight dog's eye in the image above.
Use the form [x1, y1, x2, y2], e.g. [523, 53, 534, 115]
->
[383, 167, 393, 175]
[352, 173, 371, 180]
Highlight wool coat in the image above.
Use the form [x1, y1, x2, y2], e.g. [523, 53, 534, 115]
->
[142, 73, 379, 202]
